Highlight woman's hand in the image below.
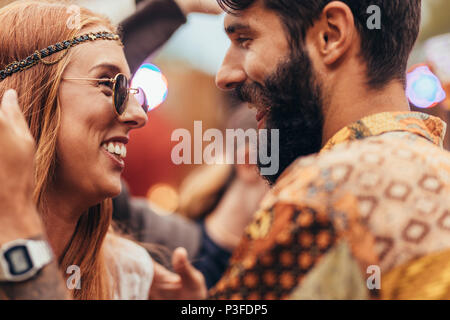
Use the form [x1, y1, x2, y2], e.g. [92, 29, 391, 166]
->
[174, 0, 222, 15]
[0, 89, 43, 244]
[149, 247, 207, 300]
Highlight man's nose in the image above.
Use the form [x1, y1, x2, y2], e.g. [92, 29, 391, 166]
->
[215, 50, 246, 91]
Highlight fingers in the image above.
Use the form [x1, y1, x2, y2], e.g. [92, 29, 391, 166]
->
[1, 89, 19, 115]
[178, 0, 222, 15]
[172, 247, 207, 299]
[172, 247, 202, 284]
[172, 247, 192, 278]
[0, 89, 29, 133]
[153, 260, 181, 283]
[172, 247, 206, 285]
[149, 261, 182, 299]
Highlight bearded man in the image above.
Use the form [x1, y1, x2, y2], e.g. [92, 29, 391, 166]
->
[209, 0, 450, 299]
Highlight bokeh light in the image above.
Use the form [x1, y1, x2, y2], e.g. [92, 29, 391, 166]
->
[146, 183, 178, 214]
[131, 63, 168, 111]
[406, 65, 446, 109]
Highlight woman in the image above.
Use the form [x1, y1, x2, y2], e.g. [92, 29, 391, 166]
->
[0, 0, 167, 299]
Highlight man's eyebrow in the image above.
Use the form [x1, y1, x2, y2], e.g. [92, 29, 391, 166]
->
[225, 23, 251, 35]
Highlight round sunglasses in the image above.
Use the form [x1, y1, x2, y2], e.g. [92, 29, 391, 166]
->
[63, 73, 148, 115]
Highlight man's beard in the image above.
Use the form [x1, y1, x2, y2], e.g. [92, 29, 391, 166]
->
[235, 48, 324, 185]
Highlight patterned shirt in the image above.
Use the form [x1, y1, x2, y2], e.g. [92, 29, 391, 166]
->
[210, 112, 450, 300]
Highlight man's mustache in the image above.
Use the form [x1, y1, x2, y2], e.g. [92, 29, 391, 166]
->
[234, 82, 267, 104]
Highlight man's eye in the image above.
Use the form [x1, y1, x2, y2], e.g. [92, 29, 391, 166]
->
[236, 37, 251, 48]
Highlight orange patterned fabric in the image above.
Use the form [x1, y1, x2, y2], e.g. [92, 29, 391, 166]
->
[321, 112, 446, 151]
[210, 112, 450, 300]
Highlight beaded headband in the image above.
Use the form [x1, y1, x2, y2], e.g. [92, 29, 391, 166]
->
[0, 31, 122, 82]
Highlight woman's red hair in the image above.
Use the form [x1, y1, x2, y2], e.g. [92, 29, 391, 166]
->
[0, 0, 118, 299]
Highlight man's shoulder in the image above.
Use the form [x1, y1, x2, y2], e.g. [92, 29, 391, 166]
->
[264, 133, 450, 208]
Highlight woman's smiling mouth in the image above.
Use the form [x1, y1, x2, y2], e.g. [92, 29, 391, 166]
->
[101, 140, 127, 169]
[102, 141, 127, 158]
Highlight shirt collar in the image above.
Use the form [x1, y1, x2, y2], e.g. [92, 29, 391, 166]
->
[321, 112, 447, 152]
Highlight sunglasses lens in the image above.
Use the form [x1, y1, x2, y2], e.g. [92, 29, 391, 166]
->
[136, 87, 149, 113]
[114, 74, 128, 115]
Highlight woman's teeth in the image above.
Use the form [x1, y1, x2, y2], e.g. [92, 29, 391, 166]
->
[102, 142, 127, 158]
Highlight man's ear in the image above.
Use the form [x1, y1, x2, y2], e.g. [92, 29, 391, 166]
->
[313, 1, 356, 66]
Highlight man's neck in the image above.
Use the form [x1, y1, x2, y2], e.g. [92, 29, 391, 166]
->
[321, 80, 411, 146]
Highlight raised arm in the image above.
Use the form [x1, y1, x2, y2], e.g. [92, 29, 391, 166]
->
[0, 90, 69, 300]
[121, 0, 221, 74]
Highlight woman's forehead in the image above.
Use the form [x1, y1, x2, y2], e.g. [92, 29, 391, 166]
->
[66, 36, 130, 77]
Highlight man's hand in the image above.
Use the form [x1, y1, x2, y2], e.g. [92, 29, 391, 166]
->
[149, 247, 207, 300]
[174, 0, 222, 15]
[0, 89, 42, 244]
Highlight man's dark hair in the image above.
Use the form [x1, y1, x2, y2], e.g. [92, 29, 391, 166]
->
[217, 0, 422, 89]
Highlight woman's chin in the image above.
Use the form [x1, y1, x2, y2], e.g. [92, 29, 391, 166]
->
[100, 175, 122, 199]
[107, 184, 122, 199]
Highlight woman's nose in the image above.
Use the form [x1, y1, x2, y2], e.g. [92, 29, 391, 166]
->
[119, 93, 148, 129]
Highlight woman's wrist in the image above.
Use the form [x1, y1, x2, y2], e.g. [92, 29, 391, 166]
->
[173, 0, 222, 16]
[173, 0, 191, 15]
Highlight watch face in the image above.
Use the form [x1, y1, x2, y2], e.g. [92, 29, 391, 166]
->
[3, 245, 33, 276]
